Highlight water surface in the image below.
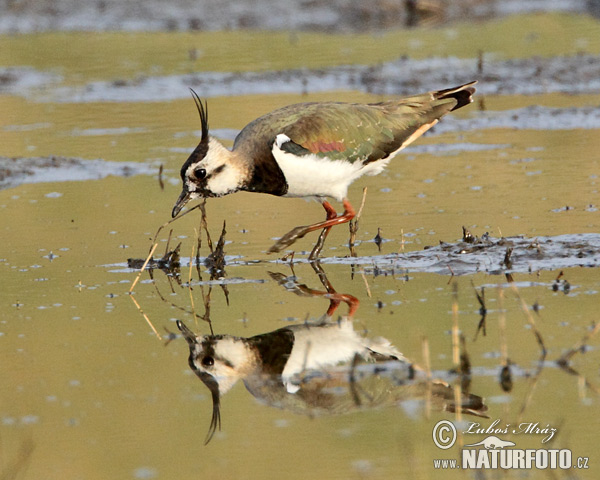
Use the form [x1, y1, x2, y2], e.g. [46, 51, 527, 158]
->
[1, 11, 600, 480]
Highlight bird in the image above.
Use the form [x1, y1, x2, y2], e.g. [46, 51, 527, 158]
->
[172, 81, 477, 258]
[177, 319, 488, 444]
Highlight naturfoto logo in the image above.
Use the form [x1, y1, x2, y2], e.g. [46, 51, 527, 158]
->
[432, 420, 590, 471]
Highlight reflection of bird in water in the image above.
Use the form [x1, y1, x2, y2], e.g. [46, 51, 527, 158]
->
[177, 319, 487, 444]
[172, 82, 476, 258]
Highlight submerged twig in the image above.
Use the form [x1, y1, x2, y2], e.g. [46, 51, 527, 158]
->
[497, 288, 512, 392]
[472, 282, 487, 340]
[556, 321, 600, 397]
[422, 336, 432, 419]
[451, 282, 460, 368]
[510, 284, 547, 362]
[158, 164, 164, 190]
[509, 285, 546, 419]
[558, 321, 600, 366]
[188, 241, 199, 328]
[0, 438, 35, 480]
[373, 228, 383, 252]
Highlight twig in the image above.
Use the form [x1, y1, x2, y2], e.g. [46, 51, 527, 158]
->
[199, 199, 213, 251]
[348, 187, 368, 248]
[130, 294, 162, 340]
[360, 272, 372, 298]
[150, 203, 203, 249]
[399, 228, 405, 253]
[129, 243, 158, 293]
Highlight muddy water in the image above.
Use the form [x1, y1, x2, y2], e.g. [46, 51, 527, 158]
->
[2, 12, 600, 480]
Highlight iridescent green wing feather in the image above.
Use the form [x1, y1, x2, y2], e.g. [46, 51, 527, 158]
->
[278, 94, 460, 164]
[233, 82, 475, 165]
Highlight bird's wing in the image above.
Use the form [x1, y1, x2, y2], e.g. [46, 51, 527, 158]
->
[272, 83, 474, 164]
[232, 82, 475, 166]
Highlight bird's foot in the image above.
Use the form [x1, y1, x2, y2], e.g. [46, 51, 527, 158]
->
[268, 225, 309, 253]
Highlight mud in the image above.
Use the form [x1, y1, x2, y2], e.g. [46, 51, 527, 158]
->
[0, 156, 156, 190]
[321, 233, 600, 275]
[8, 52, 599, 104]
[115, 233, 600, 280]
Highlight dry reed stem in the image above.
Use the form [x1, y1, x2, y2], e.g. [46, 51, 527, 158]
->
[150, 203, 203, 248]
[129, 243, 158, 293]
[399, 228, 405, 253]
[348, 187, 368, 246]
[130, 294, 162, 340]
[356, 187, 368, 218]
[360, 272, 372, 298]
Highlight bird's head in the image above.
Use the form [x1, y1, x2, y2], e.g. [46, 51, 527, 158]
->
[177, 320, 255, 443]
[172, 91, 244, 218]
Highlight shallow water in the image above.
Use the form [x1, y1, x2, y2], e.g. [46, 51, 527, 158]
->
[2, 11, 600, 480]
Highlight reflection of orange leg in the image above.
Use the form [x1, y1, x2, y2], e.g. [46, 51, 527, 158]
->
[269, 198, 356, 256]
[324, 292, 359, 317]
[296, 285, 359, 318]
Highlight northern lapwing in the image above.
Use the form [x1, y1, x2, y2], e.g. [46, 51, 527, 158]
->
[172, 81, 476, 258]
[177, 319, 487, 444]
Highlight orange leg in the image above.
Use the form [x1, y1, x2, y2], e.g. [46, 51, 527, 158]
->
[269, 198, 356, 256]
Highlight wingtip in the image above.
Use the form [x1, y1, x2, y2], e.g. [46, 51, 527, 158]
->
[439, 81, 477, 111]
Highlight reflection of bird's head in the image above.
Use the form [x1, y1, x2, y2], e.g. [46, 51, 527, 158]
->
[177, 321, 255, 444]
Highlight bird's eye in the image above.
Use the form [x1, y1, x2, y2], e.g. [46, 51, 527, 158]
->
[201, 356, 215, 367]
[193, 167, 207, 180]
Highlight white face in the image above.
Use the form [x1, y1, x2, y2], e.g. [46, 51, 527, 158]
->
[184, 138, 244, 198]
[190, 335, 252, 394]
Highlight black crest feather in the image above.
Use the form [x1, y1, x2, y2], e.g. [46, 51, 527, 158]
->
[179, 90, 210, 181]
[190, 88, 209, 142]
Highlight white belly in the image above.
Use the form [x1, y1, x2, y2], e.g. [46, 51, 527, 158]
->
[272, 142, 390, 201]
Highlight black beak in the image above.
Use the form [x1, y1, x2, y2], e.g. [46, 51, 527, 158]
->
[176, 320, 196, 344]
[176, 320, 222, 444]
[172, 190, 191, 218]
